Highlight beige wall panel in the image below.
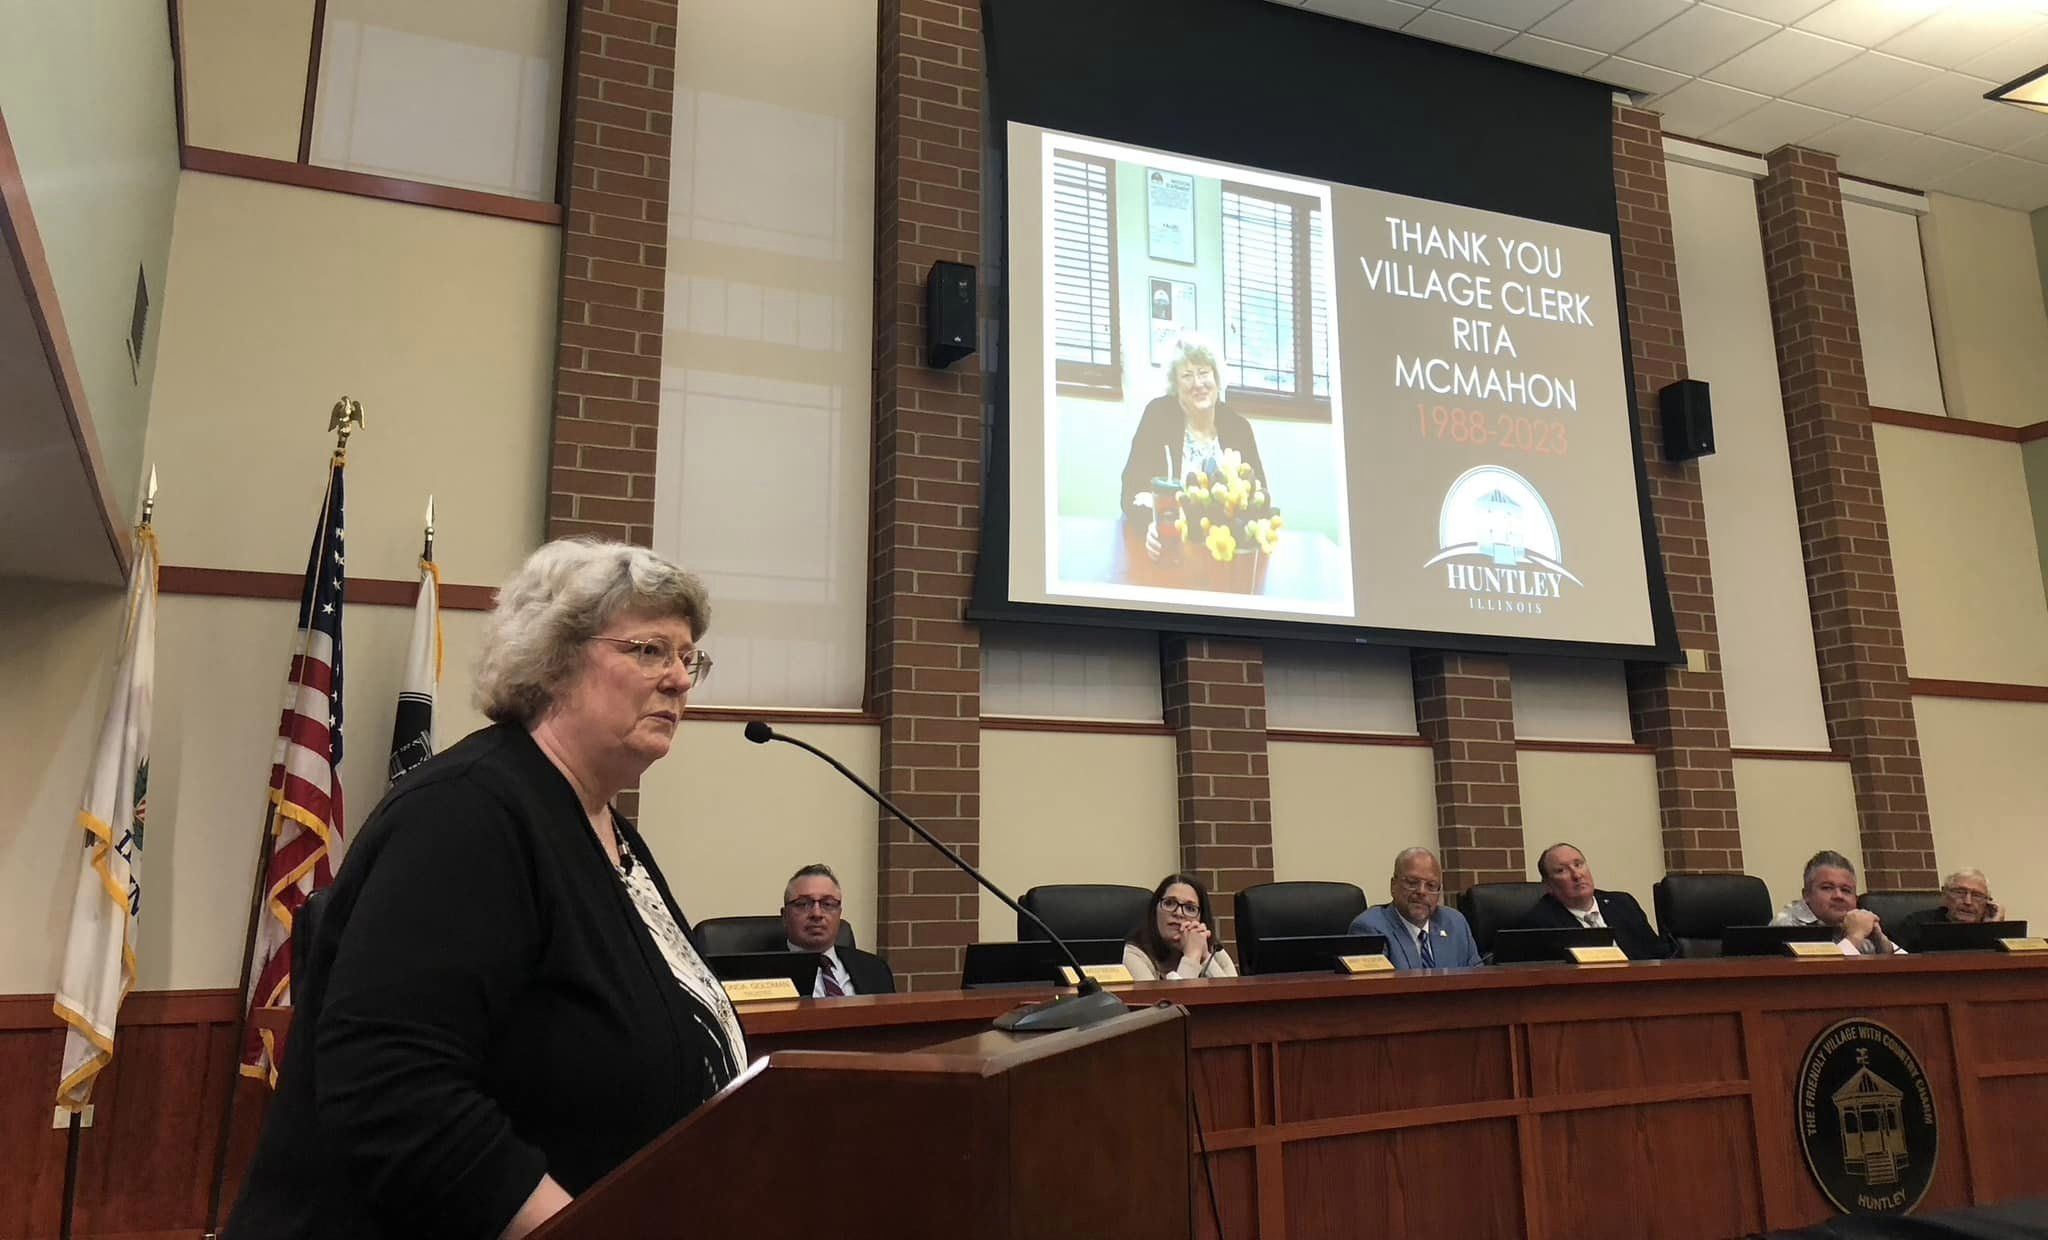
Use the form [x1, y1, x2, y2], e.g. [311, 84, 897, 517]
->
[1843, 201, 1946, 417]
[1517, 750, 1664, 907]
[1875, 424, 2048, 685]
[0, 0, 182, 524]
[1733, 758, 1862, 912]
[1920, 193, 2048, 428]
[1509, 656, 1632, 743]
[144, 173, 557, 586]
[638, 719, 880, 943]
[1666, 161, 1831, 751]
[182, 0, 317, 160]
[1269, 741, 1436, 899]
[978, 730, 1180, 942]
[2028, 437, 2048, 614]
[0, 590, 492, 993]
[1917, 696, 2048, 928]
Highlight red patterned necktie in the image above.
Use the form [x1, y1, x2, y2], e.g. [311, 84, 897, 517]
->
[817, 954, 844, 997]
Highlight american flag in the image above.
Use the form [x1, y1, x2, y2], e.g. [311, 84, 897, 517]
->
[241, 457, 347, 1084]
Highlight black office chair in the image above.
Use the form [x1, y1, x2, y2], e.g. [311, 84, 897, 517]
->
[695, 914, 855, 956]
[1459, 881, 1545, 958]
[1859, 889, 1944, 929]
[1233, 881, 1368, 973]
[1653, 873, 1772, 958]
[1017, 883, 1154, 942]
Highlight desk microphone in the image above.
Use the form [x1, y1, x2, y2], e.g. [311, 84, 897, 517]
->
[744, 720, 1125, 1032]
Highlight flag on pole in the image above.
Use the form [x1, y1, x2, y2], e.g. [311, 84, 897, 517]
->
[388, 552, 440, 783]
[51, 526, 160, 1110]
[242, 458, 348, 1084]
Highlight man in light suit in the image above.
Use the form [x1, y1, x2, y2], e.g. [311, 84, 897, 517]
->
[781, 863, 896, 996]
[1516, 842, 1677, 960]
[1349, 846, 1481, 970]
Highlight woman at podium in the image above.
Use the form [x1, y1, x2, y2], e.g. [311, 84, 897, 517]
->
[226, 540, 747, 1240]
[1123, 873, 1240, 980]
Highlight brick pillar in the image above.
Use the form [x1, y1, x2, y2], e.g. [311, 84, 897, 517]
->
[868, 0, 986, 990]
[1615, 104, 1743, 874]
[1160, 637, 1274, 955]
[547, 0, 676, 548]
[1411, 652, 1524, 893]
[1756, 148, 1937, 891]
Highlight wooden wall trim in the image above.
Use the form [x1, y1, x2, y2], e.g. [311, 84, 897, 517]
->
[158, 565, 496, 611]
[181, 146, 564, 225]
[1514, 739, 1655, 755]
[1265, 728, 1431, 747]
[1870, 406, 2033, 443]
[1910, 678, 2048, 704]
[0, 111, 133, 577]
[296, 0, 329, 164]
[683, 707, 878, 727]
[979, 716, 1174, 737]
[0, 988, 238, 1032]
[1728, 747, 1850, 763]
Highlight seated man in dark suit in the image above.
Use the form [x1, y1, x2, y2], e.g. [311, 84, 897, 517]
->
[780, 863, 895, 996]
[1516, 842, 1676, 960]
[1894, 867, 2002, 951]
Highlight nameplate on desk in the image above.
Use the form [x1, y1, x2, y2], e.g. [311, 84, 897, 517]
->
[1567, 944, 1629, 965]
[1997, 937, 2048, 953]
[722, 978, 801, 1002]
[1060, 964, 1136, 985]
[1785, 941, 1845, 959]
[1337, 953, 1395, 974]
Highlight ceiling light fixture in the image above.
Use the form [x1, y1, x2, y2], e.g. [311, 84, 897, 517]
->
[1986, 64, 2048, 115]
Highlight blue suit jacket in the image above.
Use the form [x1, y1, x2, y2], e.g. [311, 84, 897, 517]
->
[1349, 904, 1481, 970]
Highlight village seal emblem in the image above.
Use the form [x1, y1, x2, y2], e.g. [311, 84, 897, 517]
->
[1796, 1019, 1938, 1216]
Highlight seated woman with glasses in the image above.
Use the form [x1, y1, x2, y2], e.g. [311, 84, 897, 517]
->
[1123, 873, 1239, 981]
[227, 539, 741, 1240]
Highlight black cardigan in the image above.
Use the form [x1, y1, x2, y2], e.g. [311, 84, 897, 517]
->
[1118, 394, 1270, 521]
[225, 724, 741, 1240]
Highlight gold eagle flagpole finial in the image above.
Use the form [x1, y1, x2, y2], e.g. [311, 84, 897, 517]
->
[328, 397, 365, 459]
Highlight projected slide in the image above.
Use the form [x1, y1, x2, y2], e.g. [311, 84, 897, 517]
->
[1001, 123, 1660, 650]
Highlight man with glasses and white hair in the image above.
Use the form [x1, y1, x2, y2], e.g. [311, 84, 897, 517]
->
[1892, 868, 2003, 953]
[1349, 846, 1480, 970]
[1771, 850, 1905, 956]
[780, 863, 895, 997]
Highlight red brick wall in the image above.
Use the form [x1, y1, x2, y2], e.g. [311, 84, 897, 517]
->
[1755, 147, 1936, 892]
[548, 0, 676, 549]
[1615, 104, 1743, 874]
[868, 0, 987, 989]
[1161, 637, 1274, 954]
[1411, 652, 1523, 893]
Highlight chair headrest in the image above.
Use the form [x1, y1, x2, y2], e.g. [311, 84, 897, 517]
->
[1234, 881, 1369, 941]
[1018, 884, 1154, 942]
[1653, 873, 1772, 938]
[696, 914, 855, 956]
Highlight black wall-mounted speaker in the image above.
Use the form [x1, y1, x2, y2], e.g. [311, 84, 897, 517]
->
[926, 261, 976, 368]
[1660, 379, 1714, 462]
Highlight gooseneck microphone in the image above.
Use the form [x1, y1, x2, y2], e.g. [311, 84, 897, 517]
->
[745, 720, 1126, 1032]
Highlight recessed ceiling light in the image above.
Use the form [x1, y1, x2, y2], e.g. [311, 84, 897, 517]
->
[1986, 65, 2048, 115]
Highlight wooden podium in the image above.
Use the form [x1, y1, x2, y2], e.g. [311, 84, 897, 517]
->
[531, 1003, 1191, 1240]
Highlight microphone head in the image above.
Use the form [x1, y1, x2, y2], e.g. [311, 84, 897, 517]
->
[744, 720, 774, 745]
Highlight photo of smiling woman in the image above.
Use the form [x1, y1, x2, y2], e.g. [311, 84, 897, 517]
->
[1123, 873, 1239, 981]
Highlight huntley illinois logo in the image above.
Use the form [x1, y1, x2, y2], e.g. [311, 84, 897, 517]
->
[1796, 1019, 1939, 1216]
[1424, 465, 1582, 615]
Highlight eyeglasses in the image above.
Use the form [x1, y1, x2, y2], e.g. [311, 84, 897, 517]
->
[1159, 898, 1201, 919]
[590, 635, 713, 684]
[786, 897, 842, 914]
[1944, 887, 1991, 903]
[1396, 877, 1443, 894]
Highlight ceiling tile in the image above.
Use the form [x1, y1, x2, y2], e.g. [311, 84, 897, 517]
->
[1300, 0, 1426, 28]
[1620, 4, 1778, 76]
[1707, 27, 1863, 94]
[1709, 0, 1832, 21]
[1802, 116, 1919, 175]
[1925, 153, 2048, 210]
[1794, 0, 1945, 49]
[1878, 8, 2048, 72]
[1531, 0, 1691, 54]
[1863, 71, 2005, 132]
[1870, 134, 1993, 189]
[1652, 78, 1774, 138]
[2013, 128, 2048, 162]
[1429, 0, 1575, 28]
[1955, 22, 2048, 86]
[1403, 8, 1518, 51]
[1703, 98, 1846, 153]
[1785, 51, 1943, 115]
[1496, 32, 1608, 73]
[1934, 97, 2048, 151]
[1589, 55, 1695, 96]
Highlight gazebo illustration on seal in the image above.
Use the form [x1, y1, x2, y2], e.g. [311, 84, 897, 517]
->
[1833, 1050, 1910, 1186]
[1474, 489, 1526, 566]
